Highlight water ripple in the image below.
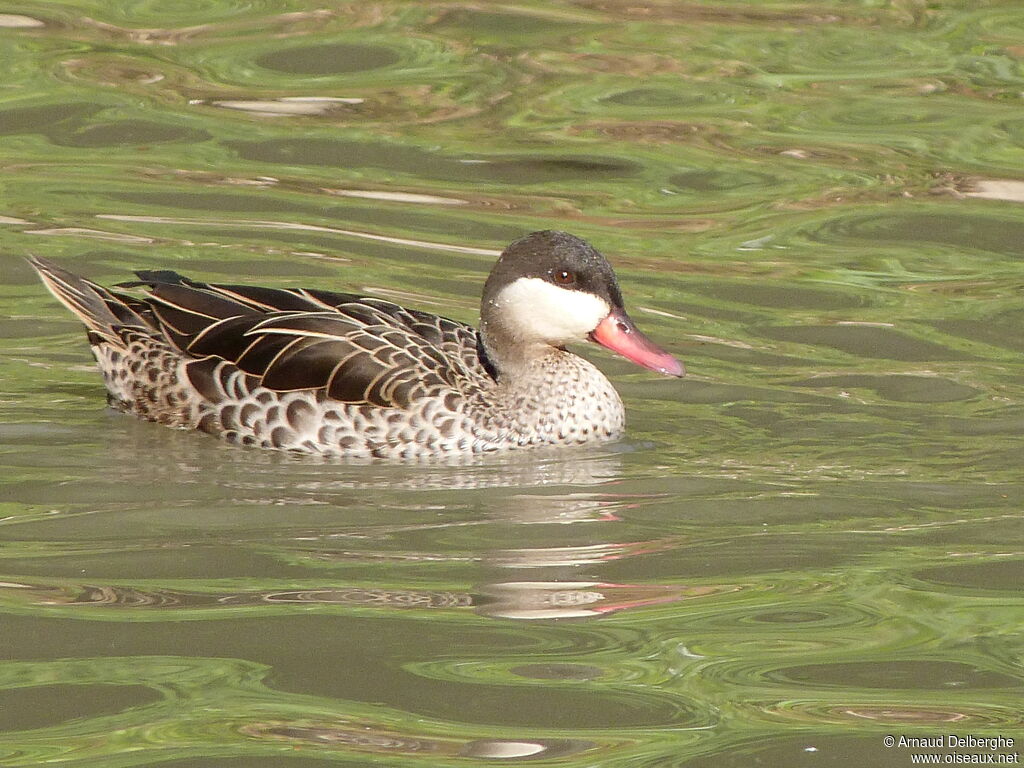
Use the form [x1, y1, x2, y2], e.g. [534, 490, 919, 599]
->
[3, 2, 1024, 766]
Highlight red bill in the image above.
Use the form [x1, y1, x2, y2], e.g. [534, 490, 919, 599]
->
[589, 308, 684, 378]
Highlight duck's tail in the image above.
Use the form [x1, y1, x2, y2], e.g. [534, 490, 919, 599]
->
[28, 256, 147, 346]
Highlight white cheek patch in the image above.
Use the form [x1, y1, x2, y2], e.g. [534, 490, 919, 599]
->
[491, 277, 610, 344]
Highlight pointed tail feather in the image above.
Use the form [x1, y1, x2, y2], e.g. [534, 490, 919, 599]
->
[29, 256, 146, 342]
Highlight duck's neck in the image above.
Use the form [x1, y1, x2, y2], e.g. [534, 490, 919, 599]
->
[479, 319, 557, 383]
[479, 320, 616, 408]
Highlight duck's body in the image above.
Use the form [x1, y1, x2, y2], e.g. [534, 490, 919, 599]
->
[31, 231, 682, 459]
[67, 279, 627, 459]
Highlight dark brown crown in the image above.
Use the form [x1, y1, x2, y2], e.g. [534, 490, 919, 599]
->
[482, 231, 624, 310]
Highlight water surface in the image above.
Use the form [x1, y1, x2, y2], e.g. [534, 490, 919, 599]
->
[1, 1, 1023, 766]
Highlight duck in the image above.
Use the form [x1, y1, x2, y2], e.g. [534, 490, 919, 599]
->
[30, 230, 683, 459]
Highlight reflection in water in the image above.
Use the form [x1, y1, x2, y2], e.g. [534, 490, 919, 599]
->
[256, 43, 401, 75]
[203, 97, 365, 116]
[95, 213, 502, 255]
[3, 0, 1024, 766]
[476, 581, 713, 620]
[247, 721, 597, 762]
[3, 474, 711, 622]
[0, 14, 44, 27]
[243, 721, 455, 757]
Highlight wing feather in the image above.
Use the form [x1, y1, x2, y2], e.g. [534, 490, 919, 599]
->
[262, 340, 340, 391]
[327, 350, 382, 403]
[109, 272, 490, 408]
[148, 284, 258, 321]
[250, 312, 356, 338]
[202, 284, 325, 312]
[236, 333, 299, 375]
[188, 315, 263, 359]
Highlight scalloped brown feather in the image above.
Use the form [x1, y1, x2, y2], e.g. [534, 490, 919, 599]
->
[134, 277, 488, 409]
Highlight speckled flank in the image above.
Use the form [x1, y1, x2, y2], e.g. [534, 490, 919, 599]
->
[93, 332, 194, 428]
[183, 348, 622, 456]
[93, 337, 623, 459]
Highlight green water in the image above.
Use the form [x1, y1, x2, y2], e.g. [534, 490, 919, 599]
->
[1, 1, 1023, 766]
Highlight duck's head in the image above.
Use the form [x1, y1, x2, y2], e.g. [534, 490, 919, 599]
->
[480, 230, 684, 378]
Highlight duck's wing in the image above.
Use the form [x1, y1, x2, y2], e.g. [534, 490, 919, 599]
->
[127, 272, 491, 409]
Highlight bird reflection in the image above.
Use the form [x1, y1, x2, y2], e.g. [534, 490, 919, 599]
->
[7, 482, 709, 621]
[7, 420, 709, 622]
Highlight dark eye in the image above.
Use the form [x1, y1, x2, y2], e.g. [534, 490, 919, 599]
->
[552, 269, 575, 285]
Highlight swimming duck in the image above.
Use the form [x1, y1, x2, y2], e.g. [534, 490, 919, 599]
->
[31, 230, 683, 459]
